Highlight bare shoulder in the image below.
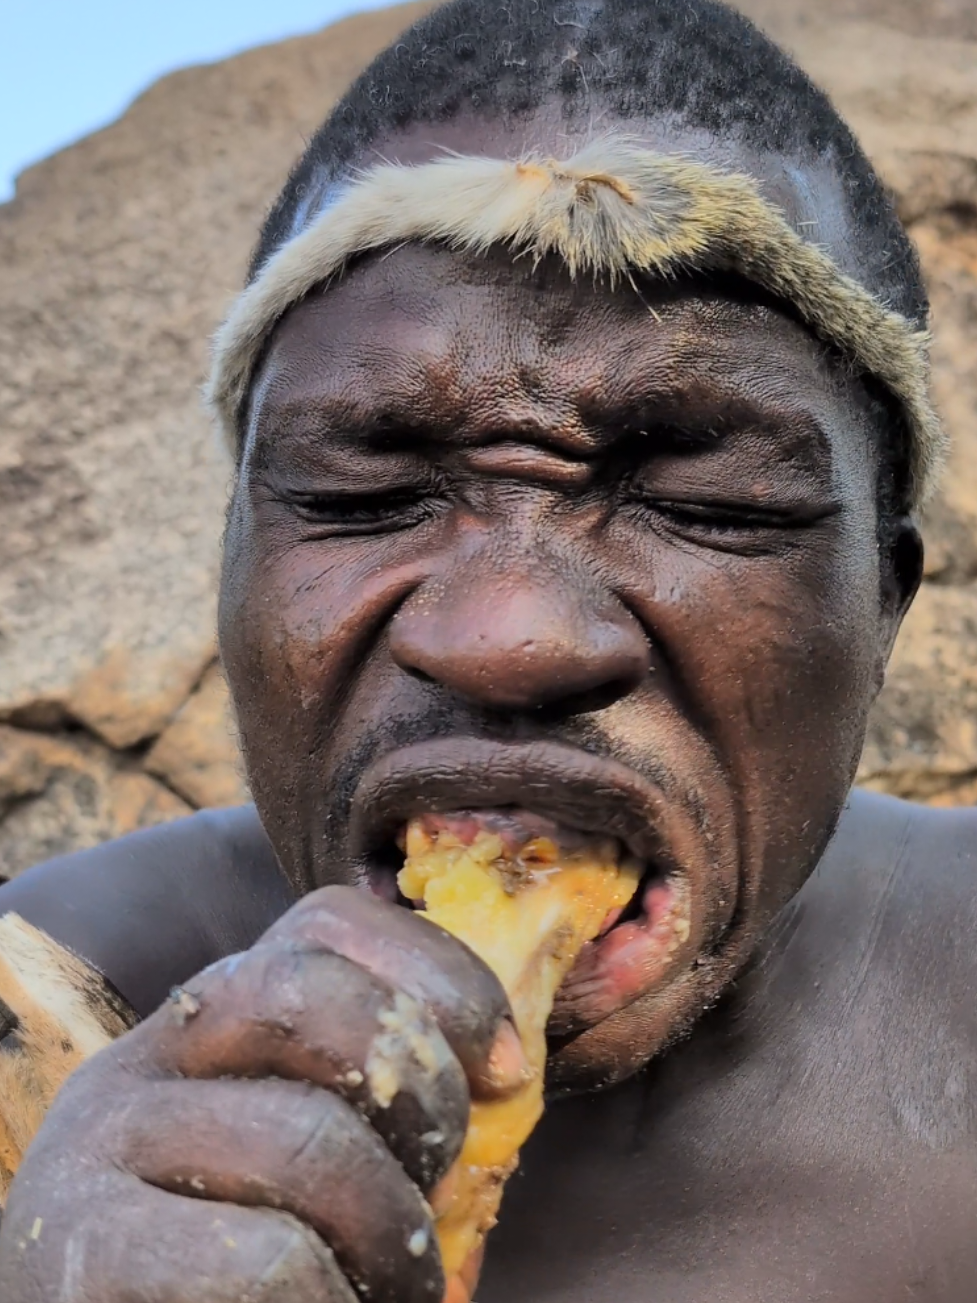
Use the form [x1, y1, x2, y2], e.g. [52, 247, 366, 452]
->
[0, 806, 295, 1017]
[823, 788, 977, 919]
[764, 789, 977, 1039]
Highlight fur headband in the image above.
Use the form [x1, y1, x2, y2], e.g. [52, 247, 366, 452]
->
[207, 136, 944, 507]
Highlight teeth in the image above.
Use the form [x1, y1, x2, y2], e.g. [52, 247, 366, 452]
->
[659, 879, 693, 955]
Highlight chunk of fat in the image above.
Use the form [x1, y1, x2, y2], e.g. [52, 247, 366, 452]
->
[398, 821, 641, 1285]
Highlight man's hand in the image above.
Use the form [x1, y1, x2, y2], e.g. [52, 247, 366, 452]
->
[0, 886, 520, 1302]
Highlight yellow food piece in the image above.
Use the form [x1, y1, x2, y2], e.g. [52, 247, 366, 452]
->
[398, 820, 641, 1281]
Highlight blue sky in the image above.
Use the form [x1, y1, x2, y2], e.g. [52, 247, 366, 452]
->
[1, 1, 392, 201]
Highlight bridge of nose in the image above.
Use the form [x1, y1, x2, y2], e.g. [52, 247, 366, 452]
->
[388, 550, 650, 710]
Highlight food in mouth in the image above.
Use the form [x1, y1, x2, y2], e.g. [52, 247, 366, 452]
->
[397, 811, 641, 1292]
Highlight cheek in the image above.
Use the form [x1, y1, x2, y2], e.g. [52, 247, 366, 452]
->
[620, 524, 879, 714]
[614, 518, 882, 896]
[733, 527, 882, 910]
[722, 540, 879, 745]
[218, 504, 430, 766]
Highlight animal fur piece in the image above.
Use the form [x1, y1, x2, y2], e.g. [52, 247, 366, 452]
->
[207, 135, 944, 507]
[0, 914, 136, 1204]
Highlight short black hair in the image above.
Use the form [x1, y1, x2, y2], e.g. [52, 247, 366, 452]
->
[252, 0, 927, 334]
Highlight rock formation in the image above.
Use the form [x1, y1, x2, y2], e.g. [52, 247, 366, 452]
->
[1, 0, 974, 877]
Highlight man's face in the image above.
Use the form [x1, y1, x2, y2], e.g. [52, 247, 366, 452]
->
[219, 121, 916, 1089]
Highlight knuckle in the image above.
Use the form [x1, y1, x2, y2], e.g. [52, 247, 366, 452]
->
[264, 884, 354, 937]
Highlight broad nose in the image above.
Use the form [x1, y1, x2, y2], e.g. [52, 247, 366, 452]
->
[388, 552, 650, 711]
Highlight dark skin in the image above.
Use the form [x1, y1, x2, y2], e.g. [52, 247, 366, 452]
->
[1, 113, 975, 1301]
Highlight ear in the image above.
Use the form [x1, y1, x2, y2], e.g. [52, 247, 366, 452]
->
[875, 514, 923, 682]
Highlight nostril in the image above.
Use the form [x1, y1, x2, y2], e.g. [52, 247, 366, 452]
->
[400, 663, 438, 687]
[533, 676, 647, 721]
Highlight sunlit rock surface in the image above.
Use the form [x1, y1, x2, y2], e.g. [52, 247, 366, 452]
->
[0, 0, 974, 877]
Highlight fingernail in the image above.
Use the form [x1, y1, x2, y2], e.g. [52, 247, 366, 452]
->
[482, 1020, 531, 1095]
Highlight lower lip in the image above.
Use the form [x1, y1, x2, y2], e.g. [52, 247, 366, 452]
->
[547, 873, 692, 1035]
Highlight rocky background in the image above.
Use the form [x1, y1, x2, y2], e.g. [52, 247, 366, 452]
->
[1, 0, 975, 877]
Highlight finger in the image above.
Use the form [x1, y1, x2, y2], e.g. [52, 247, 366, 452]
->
[119, 1076, 444, 1303]
[260, 886, 526, 1097]
[123, 943, 467, 1190]
[0, 1171, 358, 1303]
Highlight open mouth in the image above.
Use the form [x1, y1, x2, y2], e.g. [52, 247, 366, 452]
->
[347, 737, 731, 1038]
[355, 760, 700, 1037]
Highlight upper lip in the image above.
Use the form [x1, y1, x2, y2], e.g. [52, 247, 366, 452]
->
[348, 736, 708, 882]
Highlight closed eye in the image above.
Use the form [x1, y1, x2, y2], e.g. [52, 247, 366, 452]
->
[285, 488, 444, 535]
[622, 490, 841, 552]
[651, 500, 825, 530]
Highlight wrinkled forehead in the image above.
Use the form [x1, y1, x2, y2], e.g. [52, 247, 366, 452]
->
[247, 243, 865, 497]
[252, 241, 835, 421]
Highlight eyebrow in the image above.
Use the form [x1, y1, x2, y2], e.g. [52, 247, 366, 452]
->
[249, 394, 430, 451]
[251, 384, 834, 468]
[563, 391, 834, 461]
